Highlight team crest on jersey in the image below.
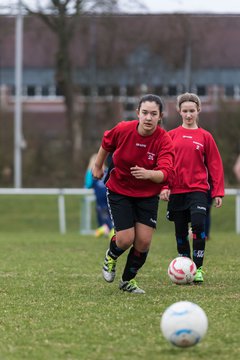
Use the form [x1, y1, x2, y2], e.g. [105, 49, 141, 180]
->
[147, 152, 156, 161]
[193, 141, 203, 151]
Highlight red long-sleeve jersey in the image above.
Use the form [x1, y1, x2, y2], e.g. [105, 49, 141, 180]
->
[102, 120, 175, 197]
[167, 126, 224, 198]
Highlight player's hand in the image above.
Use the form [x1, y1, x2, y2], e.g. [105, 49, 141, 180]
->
[130, 165, 149, 179]
[92, 165, 104, 180]
[214, 197, 222, 208]
[160, 189, 171, 201]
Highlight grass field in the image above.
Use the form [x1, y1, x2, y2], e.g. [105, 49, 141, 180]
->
[0, 194, 239, 359]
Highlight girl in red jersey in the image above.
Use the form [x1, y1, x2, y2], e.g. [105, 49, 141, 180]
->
[92, 94, 175, 293]
[160, 92, 224, 283]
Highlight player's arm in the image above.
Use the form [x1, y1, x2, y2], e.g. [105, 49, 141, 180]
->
[92, 146, 109, 179]
[130, 166, 165, 183]
[205, 134, 225, 199]
[130, 134, 174, 185]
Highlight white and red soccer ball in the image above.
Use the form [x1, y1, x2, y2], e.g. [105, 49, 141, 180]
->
[168, 256, 197, 284]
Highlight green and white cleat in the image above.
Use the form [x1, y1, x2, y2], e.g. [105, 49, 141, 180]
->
[102, 250, 117, 282]
[119, 278, 145, 294]
[194, 266, 204, 283]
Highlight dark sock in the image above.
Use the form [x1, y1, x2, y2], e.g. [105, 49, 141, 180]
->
[192, 229, 206, 268]
[122, 247, 148, 281]
[108, 235, 125, 260]
[176, 236, 191, 258]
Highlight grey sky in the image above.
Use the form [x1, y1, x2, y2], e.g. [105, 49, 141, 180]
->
[1, 0, 240, 14]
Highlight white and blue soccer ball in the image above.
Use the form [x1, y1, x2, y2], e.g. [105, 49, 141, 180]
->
[160, 301, 208, 347]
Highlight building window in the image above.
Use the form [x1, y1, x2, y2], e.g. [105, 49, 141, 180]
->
[81, 86, 91, 96]
[112, 86, 120, 96]
[154, 86, 163, 96]
[126, 86, 135, 97]
[98, 86, 111, 96]
[27, 85, 36, 96]
[56, 85, 64, 96]
[125, 102, 135, 111]
[197, 85, 206, 96]
[42, 86, 50, 96]
[225, 85, 234, 97]
[168, 86, 177, 96]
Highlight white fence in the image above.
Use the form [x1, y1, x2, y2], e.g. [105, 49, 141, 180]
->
[224, 188, 240, 234]
[0, 188, 239, 234]
[0, 188, 93, 234]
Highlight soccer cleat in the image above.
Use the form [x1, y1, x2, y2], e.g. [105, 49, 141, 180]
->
[95, 224, 109, 238]
[119, 278, 145, 294]
[102, 250, 117, 282]
[194, 267, 204, 283]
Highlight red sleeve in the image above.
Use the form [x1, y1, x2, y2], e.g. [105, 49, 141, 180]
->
[204, 133, 225, 198]
[156, 131, 175, 187]
[101, 124, 121, 153]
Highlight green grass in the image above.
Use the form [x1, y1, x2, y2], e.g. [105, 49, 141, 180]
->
[0, 232, 239, 360]
[0, 194, 239, 359]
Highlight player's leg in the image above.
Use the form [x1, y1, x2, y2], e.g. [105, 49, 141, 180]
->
[173, 210, 191, 258]
[119, 223, 153, 294]
[119, 195, 159, 294]
[191, 212, 206, 283]
[102, 191, 134, 283]
[189, 192, 208, 282]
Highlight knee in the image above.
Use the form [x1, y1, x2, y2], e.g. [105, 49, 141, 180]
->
[116, 229, 135, 250]
[192, 223, 205, 234]
[134, 237, 152, 252]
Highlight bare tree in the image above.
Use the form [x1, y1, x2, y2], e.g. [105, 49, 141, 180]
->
[21, 0, 123, 172]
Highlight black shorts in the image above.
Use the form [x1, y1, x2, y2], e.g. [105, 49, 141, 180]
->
[107, 190, 159, 231]
[167, 192, 208, 222]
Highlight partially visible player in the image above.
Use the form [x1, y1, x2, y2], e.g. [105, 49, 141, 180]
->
[160, 92, 224, 283]
[233, 154, 240, 182]
[84, 154, 114, 239]
[92, 94, 175, 293]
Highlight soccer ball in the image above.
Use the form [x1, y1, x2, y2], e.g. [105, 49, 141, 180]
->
[160, 301, 208, 347]
[168, 256, 197, 284]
